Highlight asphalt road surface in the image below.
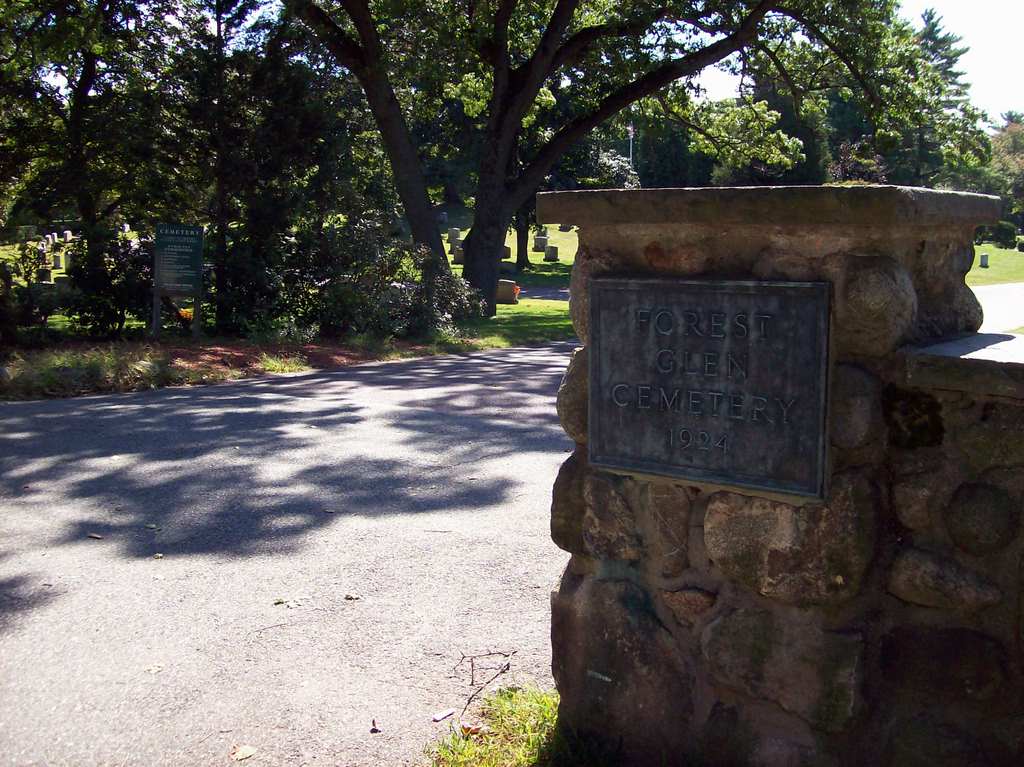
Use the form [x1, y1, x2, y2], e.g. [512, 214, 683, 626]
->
[0, 343, 576, 767]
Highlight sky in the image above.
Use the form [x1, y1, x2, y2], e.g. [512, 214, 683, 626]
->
[700, 1, 1023, 124]
[899, 0, 1022, 121]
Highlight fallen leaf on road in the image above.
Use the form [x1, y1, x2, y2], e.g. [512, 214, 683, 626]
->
[145, 524, 159, 530]
[460, 723, 484, 736]
[230, 744, 257, 761]
[273, 598, 286, 605]
[370, 719, 381, 734]
[153, 553, 164, 559]
[87, 533, 104, 540]
[344, 594, 360, 601]
[145, 664, 163, 674]
[432, 708, 456, 722]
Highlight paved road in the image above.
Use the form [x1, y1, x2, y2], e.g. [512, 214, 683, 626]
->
[0, 344, 576, 767]
[974, 282, 1024, 333]
[517, 286, 570, 301]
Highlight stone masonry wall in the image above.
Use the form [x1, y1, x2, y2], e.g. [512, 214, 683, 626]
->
[539, 187, 1019, 766]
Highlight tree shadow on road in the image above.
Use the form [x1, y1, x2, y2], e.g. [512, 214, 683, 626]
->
[0, 343, 574, 572]
[0, 575, 59, 634]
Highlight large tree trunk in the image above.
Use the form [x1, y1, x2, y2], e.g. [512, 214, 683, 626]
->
[461, 179, 510, 316]
[362, 75, 445, 263]
[289, 0, 449, 323]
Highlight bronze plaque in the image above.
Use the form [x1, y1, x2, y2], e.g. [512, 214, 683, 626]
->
[589, 278, 830, 499]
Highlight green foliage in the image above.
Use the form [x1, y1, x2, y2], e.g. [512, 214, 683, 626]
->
[991, 117, 1024, 222]
[654, 86, 805, 176]
[280, 218, 483, 339]
[66, 234, 153, 336]
[990, 221, 1020, 249]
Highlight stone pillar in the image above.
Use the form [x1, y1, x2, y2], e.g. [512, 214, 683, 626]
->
[537, 187, 1021, 766]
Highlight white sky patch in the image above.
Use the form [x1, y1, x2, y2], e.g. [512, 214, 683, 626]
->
[695, 64, 741, 102]
[693, 2, 1022, 121]
[898, 0, 1023, 122]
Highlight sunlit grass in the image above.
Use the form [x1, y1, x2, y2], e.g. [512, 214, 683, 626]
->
[427, 687, 610, 767]
[444, 220, 577, 290]
[966, 244, 1024, 287]
[256, 352, 311, 373]
[0, 345, 181, 399]
[454, 299, 574, 349]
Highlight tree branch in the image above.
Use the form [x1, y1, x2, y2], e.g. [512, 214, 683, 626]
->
[507, 0, 777, 208]
[774, 6, 880, 109]
[487, 0, 518, 109]
[756, 42, 804, 114]
[286, 0, 365, 71]
[548, 7, 670, 74]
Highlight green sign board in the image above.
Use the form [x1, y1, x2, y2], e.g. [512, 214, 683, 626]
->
[155, 223, 203, 295]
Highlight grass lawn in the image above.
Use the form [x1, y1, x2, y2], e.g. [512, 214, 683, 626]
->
[442, 210, 577, 291]
[427, 687, 610, 767]
[966, 244, 1024, 287]
[453, 298, 573, 349]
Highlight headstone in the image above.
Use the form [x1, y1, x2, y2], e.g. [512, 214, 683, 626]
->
[452, 245, 464, 265]
[544, 245, 559, 262]
[122, 223, 131, 233]
[54, 275, 70, 287]
[35, 268, 52, 283]
[502, 245, 512, 260]
[495, 279, 518, 304]
[449, 239, 461, 254]
[448, 227, 461, 243]
[63, 230, 72, 242]
[49, 232, 57, 243]
[63, 252, 72, 271]
[980, 253, 989, 268]
[532, 235, 548, 252]
[52, 254, 62, 270]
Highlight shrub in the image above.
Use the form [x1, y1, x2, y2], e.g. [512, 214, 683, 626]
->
[979, 221, 1020, 249]
[0, 264, 16, 345]
[281, 216, 483, 340]
[66, 232, 153, 336]
[994, 221, 1019, 249]
[1018, 239, 1024, 253]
